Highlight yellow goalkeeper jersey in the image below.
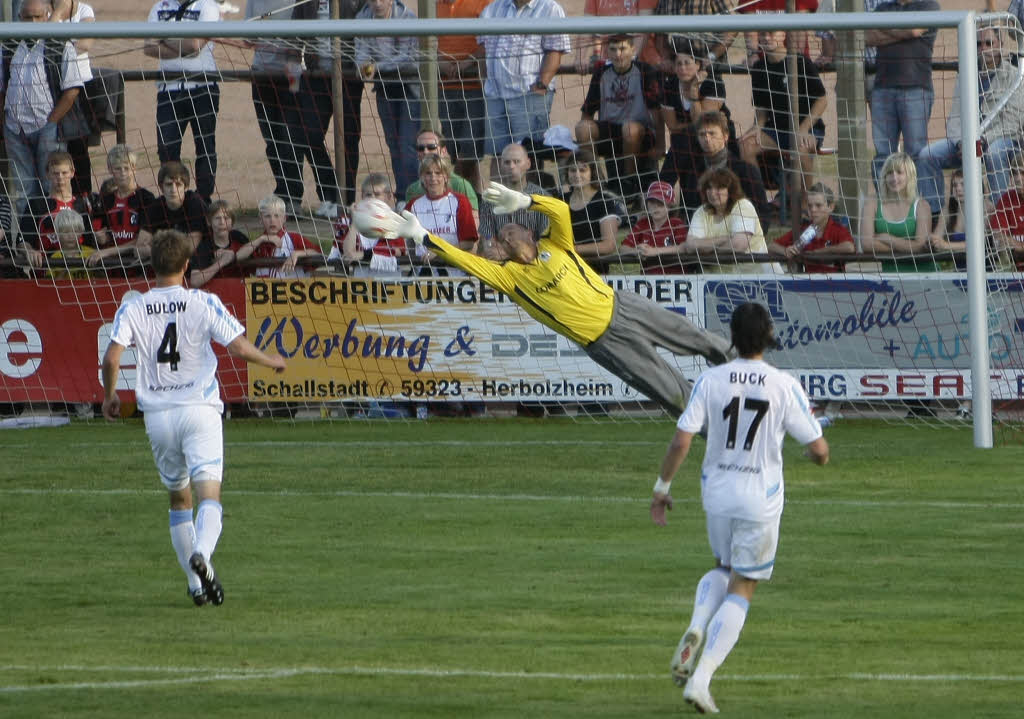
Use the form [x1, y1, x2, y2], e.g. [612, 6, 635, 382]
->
[423, 194, 614, 346]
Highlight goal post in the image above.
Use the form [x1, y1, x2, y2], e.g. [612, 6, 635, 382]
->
[0, 10, 1015, 446]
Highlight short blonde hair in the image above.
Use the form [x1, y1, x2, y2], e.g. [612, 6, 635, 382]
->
[106, 143, 136, 168]
[53, 208, 85, 237]
[418, 154, 453, 181]
[258, 194, 286, 215]
[879, 152, 918, 204]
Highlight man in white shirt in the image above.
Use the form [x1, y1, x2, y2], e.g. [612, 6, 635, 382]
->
[0, 0, 91, 208]
[649, 302, 829, 714]
[102, 229, 286, 606]
[144, 0, 222, 205]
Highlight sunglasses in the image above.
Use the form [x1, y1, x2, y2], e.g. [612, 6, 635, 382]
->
[416, 143, 439, 152]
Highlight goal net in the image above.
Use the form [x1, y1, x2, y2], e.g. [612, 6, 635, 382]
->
[0, 8, 1018, 443]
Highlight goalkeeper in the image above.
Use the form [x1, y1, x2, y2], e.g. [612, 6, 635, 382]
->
[381, 182, 734, 414]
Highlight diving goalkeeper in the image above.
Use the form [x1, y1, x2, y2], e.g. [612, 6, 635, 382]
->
[380, 182, 734, 414]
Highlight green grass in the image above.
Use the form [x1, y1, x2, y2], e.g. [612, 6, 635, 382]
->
[1, 419, 1021, 717]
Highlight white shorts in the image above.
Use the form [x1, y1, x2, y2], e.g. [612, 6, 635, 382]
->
[144, 405, 224, 491]
[705, 513, 780, 581]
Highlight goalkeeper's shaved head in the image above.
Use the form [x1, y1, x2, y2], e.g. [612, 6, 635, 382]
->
[730, 302, 776, 358]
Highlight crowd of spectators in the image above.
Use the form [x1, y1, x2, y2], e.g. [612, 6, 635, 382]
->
[1, 0, 1022, 282]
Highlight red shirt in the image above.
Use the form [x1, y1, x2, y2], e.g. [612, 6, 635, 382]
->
[251, 229, 321, 277]
[622, 216, 690, 274]
[993, 189, 1024, 235]
[100, 188, 156, 246]
[774, 217, 853, 273]
[332, 215, 407, 259]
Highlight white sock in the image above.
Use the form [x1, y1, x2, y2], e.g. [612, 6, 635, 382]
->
[687, 567, 730, 635]
[194, 499, 223, 562]
[691, 593, 750, 688]
[169, 509, 200, 591]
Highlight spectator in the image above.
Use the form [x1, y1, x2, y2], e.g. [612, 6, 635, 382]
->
[735, 0, 820, 62]
[245, 0, 306, 217]
[478, 0, 571, 158]
[145, 0, 222, 205]
[652, 0, 742, 71]
[408, 154, 478, 277]
[865, 0, 939, 184]
[1, 0, 92, 209]
[478, 142, 549, 255]
[57, 0, 97, 195]
[559, 149, 627, 273]
[739, 29, 828, 189]
[990, 163, 1024, 269]
[46, 207, 92, 279]
[293, 0, 363, 209]
[355, 0, 421, 199]
[328, 173, 406, 277]
[404, 128, 480, 212]
[88, 144, 156, 272]
[686, 167, 777, 273]
[234, 194, 322, 277]
[932, 169, 1003, 271]
[860, 151, 937, 272]
[918, 23, 1024, 216]
[436, 0, 490, 194]
[19, 150, 99, 268]
[0, 194, 19, 278]
[189, 200, 248, 287]
[622, 180, 691, 274]
[581, 0, 659, 72]
[660, 38, 736, 191]
[768, 183, 855, 273]
[665, 111, 769, 223]
[138, 161, 209, 260]
[576, 34, 663, 200]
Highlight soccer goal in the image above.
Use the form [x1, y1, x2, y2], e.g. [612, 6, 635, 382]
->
[0, 9, 1016, 447]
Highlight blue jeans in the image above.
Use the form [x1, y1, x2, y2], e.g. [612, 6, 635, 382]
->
[870, 86, 933, 183]
[484, 91, 553, 157]
[4, 121, 62, 210]
[918, 135, 1017, 214]
[156, 84, 220, 203]
[374, 81, 420, 198]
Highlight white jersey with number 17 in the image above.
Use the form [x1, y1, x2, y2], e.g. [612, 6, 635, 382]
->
[109, 285, 244, 413]
[678, 358, 822, 522]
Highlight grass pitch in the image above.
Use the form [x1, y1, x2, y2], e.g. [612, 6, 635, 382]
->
[0, 418, 1021, 718]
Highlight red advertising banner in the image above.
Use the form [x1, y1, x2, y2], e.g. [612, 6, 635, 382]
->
[0, 280, 248, 404]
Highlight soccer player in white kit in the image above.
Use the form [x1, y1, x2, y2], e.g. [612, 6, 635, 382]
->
[101, 229, 286, 606]
[649, 302, 830, 713]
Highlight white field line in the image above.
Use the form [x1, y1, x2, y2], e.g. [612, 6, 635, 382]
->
[0, 486, 1021, 510]
[1, 664, 1023, 694]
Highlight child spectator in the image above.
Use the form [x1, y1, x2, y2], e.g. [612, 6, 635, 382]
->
[189, 200, 249, 287]
[235, 194, 322, 277]
[622, 180, 690, 274]
[768, 183, 855, 273]
[89, 144, 157, 272]
[576, 33, 663, 200]
[138, 161, 209, 260]
[47, 208, 93, 279]
[991, 164, 1024, 270]
[19, 151, 99, 264]
[328, 174, 406, 277]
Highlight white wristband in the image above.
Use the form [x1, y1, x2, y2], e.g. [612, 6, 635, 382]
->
[653, 477, 672, 495]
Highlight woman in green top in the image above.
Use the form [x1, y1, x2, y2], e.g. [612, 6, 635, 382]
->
[860, 152, 938, 272]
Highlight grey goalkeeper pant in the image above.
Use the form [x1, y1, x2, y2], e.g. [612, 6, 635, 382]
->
[584, 289, 732, 416]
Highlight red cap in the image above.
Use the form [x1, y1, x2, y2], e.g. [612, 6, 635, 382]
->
[645, 181, 674, 205]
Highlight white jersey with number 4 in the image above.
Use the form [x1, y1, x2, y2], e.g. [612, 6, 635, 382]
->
[678, 358, 822, 522]
[109, 285, 244, 413]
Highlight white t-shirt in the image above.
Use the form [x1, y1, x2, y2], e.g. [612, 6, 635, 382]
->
[677, 358, 822, 522]
[109, 285, 244, 413]
[148, 0, 220, 91]
[688, 198, 780, 274]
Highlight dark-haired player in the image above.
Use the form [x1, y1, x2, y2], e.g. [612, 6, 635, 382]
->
[650, 301, 830, 713]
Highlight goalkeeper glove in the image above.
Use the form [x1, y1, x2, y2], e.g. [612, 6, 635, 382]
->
[396, 211, 428, 246]
[482, 181, 532, 215]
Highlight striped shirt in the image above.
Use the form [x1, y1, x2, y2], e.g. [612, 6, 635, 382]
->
[478, 0, 571, 98]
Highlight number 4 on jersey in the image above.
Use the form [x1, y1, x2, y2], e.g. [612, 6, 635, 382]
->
[722, 396, 769, 450]
[157, 322, 181, 371]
